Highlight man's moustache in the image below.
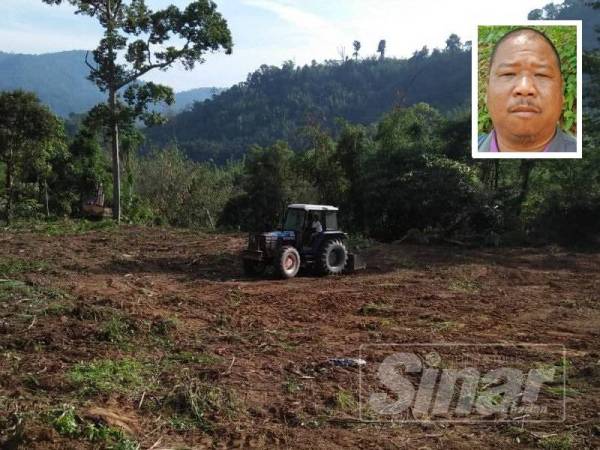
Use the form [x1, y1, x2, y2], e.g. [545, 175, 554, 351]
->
[508, 102, 541, 113]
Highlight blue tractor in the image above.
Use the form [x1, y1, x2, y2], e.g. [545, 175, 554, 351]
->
[241, 204, 366, 279]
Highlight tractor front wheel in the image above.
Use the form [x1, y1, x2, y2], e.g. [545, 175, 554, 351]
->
[275, 246, 301, 279]
[317, 239, 348, 275]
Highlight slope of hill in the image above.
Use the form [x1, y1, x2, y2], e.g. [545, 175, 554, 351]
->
[529, 0, 600, 49]
[146, 48, 472, 163]
[0, 50, 219, 116]
[0, 50, 104, 116]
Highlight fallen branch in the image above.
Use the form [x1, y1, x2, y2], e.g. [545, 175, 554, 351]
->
[222, 357, 236, 375]
[138, 391, 146, 409]
[27, 317, 37, 330]
[147, 437, 162, 450]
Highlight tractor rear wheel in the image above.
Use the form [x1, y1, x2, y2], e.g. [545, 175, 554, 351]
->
[317, 239, 347, 275]
[243, 259, 266, 277]
[275, 246, 301, 279]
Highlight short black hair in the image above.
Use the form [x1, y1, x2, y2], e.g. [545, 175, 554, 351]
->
[488, 27, 562, 75]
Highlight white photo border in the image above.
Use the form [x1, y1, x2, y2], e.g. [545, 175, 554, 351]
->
[472, 20, 583, 159]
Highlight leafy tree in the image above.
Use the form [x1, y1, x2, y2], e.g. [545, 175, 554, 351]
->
[411, 45, 429, 60]
[0, 91, 65, 223]
[334, 122, 373, 231]
[363, 103, 494, 240]
[133, 147, 238, 227]
[438, 108, 471, 162]
[445, 33, 462, 53]
[42, 0, 233, 223]
[585, 1, 600, 126]
[59, 125, 112, 215]
[352, 40, 361, 60]
[295, 125, 348, 207]
[220, 142, 295, 231]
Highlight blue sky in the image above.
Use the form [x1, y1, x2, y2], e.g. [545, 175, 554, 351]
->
[0, 0, 548, 91]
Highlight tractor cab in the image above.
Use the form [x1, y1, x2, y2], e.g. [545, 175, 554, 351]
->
[282, 204, 340, 250]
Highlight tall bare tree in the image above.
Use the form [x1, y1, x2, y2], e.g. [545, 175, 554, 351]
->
[377, 39, 386, 60]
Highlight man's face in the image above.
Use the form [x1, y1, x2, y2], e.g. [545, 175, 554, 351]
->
[486, 32, 563, 147]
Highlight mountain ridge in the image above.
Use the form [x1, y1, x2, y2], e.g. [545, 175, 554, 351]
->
[0, 50, 221, 116]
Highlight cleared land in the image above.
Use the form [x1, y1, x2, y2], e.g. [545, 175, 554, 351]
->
[0, 224, 598, 449]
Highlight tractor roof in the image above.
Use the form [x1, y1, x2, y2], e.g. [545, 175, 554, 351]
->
[287, 204, 339, 211]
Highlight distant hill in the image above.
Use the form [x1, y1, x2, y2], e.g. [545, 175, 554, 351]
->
[528, 0, 600, 50]
[0, 50, 220, 116]
[146, 48, 472, 163]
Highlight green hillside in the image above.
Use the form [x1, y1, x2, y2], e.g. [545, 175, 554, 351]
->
[145, 44, 472, 163]
[0, 50, 104, 116]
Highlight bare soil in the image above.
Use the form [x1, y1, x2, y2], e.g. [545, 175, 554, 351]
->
[0, 225, 598, 449]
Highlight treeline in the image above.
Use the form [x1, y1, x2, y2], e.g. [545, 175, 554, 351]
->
[145, 36, 471, 164]
[4, 89, 598, 246]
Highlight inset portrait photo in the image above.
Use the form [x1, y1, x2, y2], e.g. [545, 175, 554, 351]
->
[472, 21, 582, 159]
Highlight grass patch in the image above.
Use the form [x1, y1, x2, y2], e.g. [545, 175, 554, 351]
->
[283, 378, 303, 395]
[164, 377, 242, 432]
[0, 258, 49, 276]
[448, 277, 481, 294]
[72, 303, 113, 321]
[358, 302, 393, 316]
[168, 415, 196, 432]
[50, 404, 140, 449]
[333, 389, 357, 412]
[0, 280, 71, 323]
[168, 351, 222, 366]
[0, 279, 36, 300]
[503, 426, 533, 444]
[0, 279, 69, 302]
[82, 424, 140, 450]
[476, 391, 504, 409]
[429, 319, 460, 333]
[50, 404, 79, 437]
[535, 359, 571, 385]
[43, 301, 73, 316]
[101, 316, 136, 344]
[68, 358, 148, 396]
[8, 219, 117, 236]
[539, 434, 573, 450]
[347, 234, 374, 251]
[226, 288, 248, 307]
[544, 385, 581, 398]
[151, 317, 180, 336]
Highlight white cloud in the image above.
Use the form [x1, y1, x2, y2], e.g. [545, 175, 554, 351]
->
[241, 0, 344, 58]
[243, 0, 334, 32]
